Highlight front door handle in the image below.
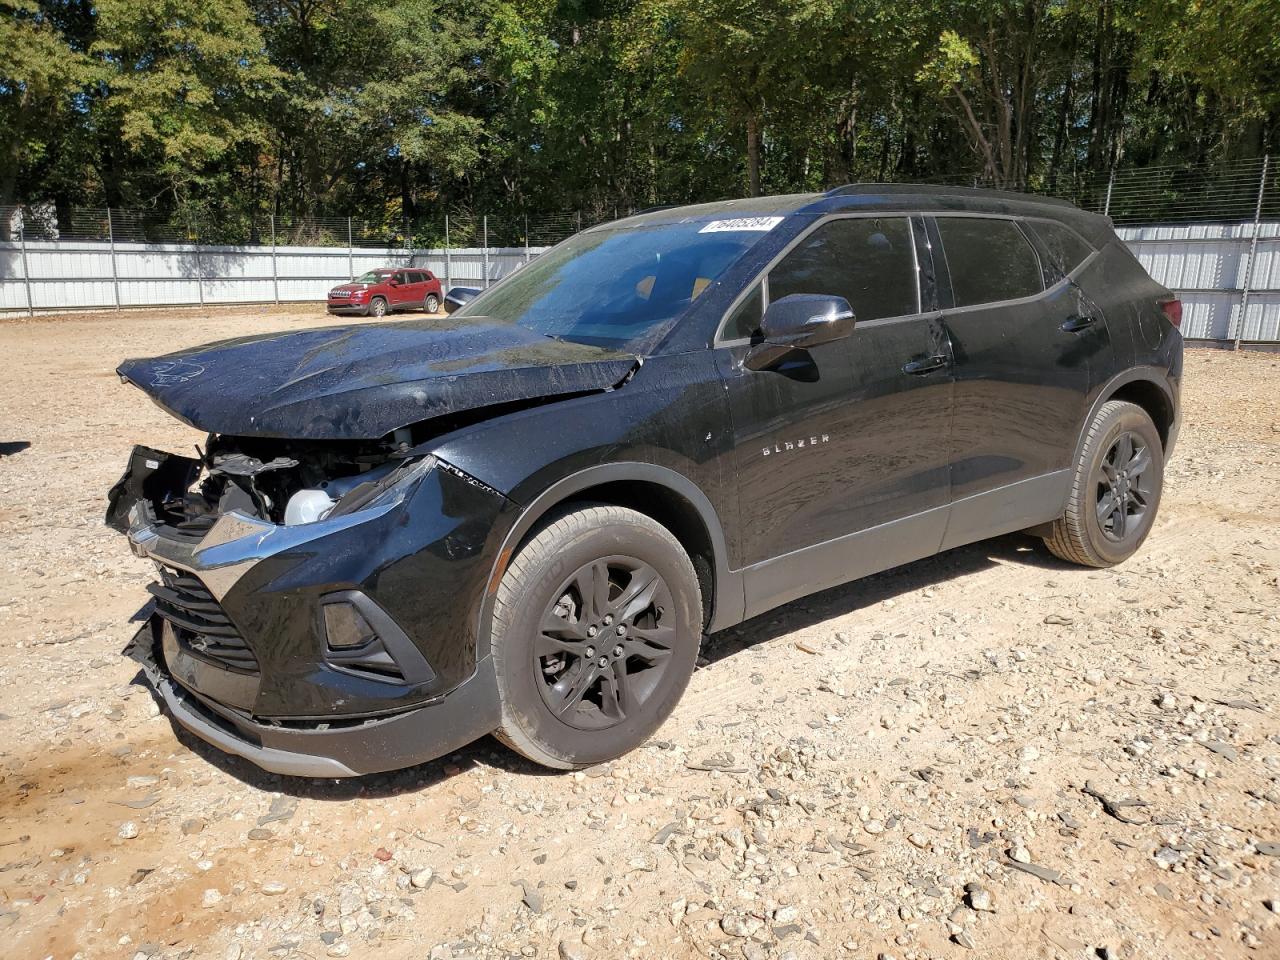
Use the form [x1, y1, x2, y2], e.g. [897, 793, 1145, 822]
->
[1061, 314, 1098, 333]
[902, 354, 948, 376]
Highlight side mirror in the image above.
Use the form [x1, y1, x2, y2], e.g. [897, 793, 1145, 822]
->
[746, 294, 855, 370]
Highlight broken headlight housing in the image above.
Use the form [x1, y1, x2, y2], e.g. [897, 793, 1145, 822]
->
[282, 455, 436, 526]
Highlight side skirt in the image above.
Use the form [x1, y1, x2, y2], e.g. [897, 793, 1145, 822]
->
[939, 470, 1070, 552]
[741, 506, 948, 621]
[737, 470, 1070, 623]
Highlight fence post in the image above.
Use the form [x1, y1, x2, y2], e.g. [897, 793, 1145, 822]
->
[107, 207, 122, 311]
[18, 215, 34, 317]
[482, 215, 489, 289]
[576, 211, 582, 234]
[1103, 169, 1116, 218]
[347, 217, 354, 280]
[193, 220, 205, 308]
[444, 214, 451, 290]
[1235, 154, 1270, 351]
[525, 214, 530, 264]
[270, 214, 279, 305]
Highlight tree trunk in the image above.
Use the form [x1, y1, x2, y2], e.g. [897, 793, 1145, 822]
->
[746, 113, 761, 196]
[1048, 37, 1077, 191]
[1087, 0, 1112, 171]
[400, 156, 414, 222]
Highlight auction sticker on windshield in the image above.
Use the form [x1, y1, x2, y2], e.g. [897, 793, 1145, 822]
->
[698, 216, 785, 233]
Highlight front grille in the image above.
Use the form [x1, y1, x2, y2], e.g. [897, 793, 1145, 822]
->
[148, 567, 258, 674]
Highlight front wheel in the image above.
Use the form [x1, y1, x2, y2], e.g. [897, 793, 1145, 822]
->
[490, 504, 702, 769]
[368, 296, 388, 318]
[1043, 400, 1164, 567]
[424, 293, 440, 313]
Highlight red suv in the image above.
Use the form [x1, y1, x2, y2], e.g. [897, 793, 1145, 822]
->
[327, 268, 443, 317]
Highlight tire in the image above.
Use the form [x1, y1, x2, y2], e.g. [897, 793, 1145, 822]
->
[369, 296, 388, 318]
[1043, 400, 1164, 567]
[491, 504, 702, 769]
[424, 293, 440, 313]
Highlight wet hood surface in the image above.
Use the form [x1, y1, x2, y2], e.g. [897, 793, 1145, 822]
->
[117, 318, 637, 439]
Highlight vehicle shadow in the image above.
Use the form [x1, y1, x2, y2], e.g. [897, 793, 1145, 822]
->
[0, 440, 31, 456]
[149, 531, 1076, 800]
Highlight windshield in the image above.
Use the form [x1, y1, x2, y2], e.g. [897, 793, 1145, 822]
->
[355, 271, 390, 283]
[454, 220, 771, 347]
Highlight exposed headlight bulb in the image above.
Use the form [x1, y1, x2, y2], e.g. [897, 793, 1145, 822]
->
[284, 488, 336, 525]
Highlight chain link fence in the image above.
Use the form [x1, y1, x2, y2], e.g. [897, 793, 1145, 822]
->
[2, 159, 1277, 345]
[0, 205, 630, 249]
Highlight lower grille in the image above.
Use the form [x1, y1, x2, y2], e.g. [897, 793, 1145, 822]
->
[148, 567, 258, 674]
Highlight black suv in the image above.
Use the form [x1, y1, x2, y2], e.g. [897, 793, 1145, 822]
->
[108, 186, 1182, 777]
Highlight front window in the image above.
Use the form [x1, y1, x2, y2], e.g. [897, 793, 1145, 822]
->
[455, 221, 772, 348]
[768, 217, 919, 324]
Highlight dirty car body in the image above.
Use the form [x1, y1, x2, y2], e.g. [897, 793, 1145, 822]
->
[110, 186, 1183, 777]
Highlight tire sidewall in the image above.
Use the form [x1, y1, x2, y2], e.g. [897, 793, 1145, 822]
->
[371, 297, 387, 317]
[496, 517, 700, 766]
[1081, 406, 1164, 564]
[425, 294, 440, 313]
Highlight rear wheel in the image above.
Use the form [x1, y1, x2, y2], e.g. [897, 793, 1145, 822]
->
[491, 504, 702, 769]
[1043, 400, 1164, 567]
[424, 293, 440, 313]
[369, 296, 388, 318]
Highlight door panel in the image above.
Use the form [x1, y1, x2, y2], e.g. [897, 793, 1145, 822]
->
[719, 215, 954, 589]
[390, 271, 413, 308]
[720, 314, 952, 615]
[933, 216, 1104, 502]
[718, 336, 866, 567]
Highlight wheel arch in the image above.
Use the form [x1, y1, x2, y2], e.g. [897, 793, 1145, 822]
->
[476, 463, 742, 660]
[1105, 378, 1174, 451]
[1078, 367, 1177, 463]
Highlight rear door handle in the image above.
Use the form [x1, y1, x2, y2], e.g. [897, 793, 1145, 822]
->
[902, 354, 948, 375]
[1061, 314, 1098, 333]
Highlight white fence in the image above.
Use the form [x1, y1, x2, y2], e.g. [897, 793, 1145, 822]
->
[3, 225, 1278, 346]
[0, 240, 545, 314]
[1116, 223, 1280, 344]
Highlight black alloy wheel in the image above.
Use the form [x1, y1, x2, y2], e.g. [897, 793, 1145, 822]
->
[535, 556, 676, 730]
[490, 504, 701, 769]
[1094, 431, 1153, 542]
[1043, 399, 1164, 567]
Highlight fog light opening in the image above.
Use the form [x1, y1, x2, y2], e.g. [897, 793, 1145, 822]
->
[323, 601, 377, 650]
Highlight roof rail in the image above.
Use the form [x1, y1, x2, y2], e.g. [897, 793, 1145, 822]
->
[823, 183, 1077, 209]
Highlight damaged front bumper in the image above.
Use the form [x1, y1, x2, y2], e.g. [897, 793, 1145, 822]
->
[119, 456, 513, 777]
[125, 618, 498, 778]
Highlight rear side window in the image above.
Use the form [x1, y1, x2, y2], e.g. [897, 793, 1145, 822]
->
[936, 217, 1043, 307]
[768, 217, 918, 323]
[1027, 220, 1095, 277]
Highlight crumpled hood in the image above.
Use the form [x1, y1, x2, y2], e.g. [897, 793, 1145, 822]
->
[117, 317, 637, 439]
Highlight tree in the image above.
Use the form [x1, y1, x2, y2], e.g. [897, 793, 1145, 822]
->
[917, 1, 1059, 189]
[0, 0, 97, 205]
[92, 0, 280, 228]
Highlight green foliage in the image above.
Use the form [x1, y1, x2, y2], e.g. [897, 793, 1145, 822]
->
[3, 0, 1277, 228]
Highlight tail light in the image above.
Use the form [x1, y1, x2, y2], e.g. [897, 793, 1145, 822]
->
[1159, 298, 1182, 328]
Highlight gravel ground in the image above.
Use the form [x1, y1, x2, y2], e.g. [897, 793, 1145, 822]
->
[1, 305, 1279, 960]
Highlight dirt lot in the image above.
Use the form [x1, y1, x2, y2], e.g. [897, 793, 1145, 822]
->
[1, 305, 1279, 960]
